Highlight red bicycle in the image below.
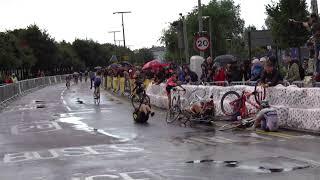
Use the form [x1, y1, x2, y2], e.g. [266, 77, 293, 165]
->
[220, 82, 266, 118]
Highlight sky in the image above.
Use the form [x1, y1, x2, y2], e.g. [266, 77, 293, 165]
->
[0, 0, 316, 49]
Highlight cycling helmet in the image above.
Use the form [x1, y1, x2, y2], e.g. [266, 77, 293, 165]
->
[260, 100, 270, 108]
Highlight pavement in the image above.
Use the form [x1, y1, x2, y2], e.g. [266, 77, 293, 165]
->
[1, 82, 320, 180]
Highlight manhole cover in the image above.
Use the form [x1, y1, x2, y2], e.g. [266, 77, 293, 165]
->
[185, 156, 311, 173]
[237, 156, 311, 173]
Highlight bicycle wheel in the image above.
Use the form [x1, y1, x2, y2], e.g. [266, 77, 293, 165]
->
[166, 97, 181, 123]
[218, 123, 242, 131]
[188, 88, 206, 104]
[131, 94, 141, 109]
[221, 91, 241, 116]
[254, 82, 266, 105]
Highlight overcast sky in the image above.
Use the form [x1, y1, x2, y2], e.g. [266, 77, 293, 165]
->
[0, 0, 316, 49]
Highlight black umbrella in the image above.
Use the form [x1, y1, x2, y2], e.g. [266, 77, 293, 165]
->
[214, 55, 236, 66]
[119, 61, 132, 67]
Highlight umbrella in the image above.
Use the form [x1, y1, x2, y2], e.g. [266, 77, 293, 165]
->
[142, 60, 161, 70]
[214, 55, 236, 66]
[94, 66, 102, 70]
[119, 61, 132, 67]
[109, 64, 120, 68]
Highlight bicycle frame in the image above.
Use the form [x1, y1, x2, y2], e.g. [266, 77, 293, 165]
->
[230, 90, 261, 118]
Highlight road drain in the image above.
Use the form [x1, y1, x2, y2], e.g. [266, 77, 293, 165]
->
[35, 100, 45, 103]
[186, 156, 311, 173]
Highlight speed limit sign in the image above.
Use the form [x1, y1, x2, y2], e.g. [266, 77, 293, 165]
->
[195, 35, 210, 52]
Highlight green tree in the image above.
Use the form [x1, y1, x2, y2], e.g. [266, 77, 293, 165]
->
[161, 0, 244, 62]
[16, 25, 59, 72]
[266, 0, 309, 48]
[133, 48, 154, 64]
[57, 41, 84, 71]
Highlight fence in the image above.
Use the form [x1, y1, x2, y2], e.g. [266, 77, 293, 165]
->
[0, 75, 67, 105]
[104, 76, 320, 97]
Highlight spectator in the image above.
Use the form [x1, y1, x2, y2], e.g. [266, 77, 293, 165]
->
[250, 59, 263, 81]
[260, 61, 282, 87]
[214, 66, 226, 82]
[241, 61, 251, 81]
[307, 41, 315, 75]
[11, 73, 18, 83]
[182, 66, 198, 84]
[260, 57, 267, 67]
[283, 53, 301, 82]
[227, 63, 243, 82]
[201, 68, 214, 83]
[201, 56, 214, 74]
[4, 74, 13, 84]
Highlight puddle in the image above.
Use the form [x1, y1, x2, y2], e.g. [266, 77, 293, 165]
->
[186, 156, 311, 173]
[36, 104, 46, 108]
[76, 98, 84, 104]
[35, 100, 45, 103]
[57, 114, 135, 142]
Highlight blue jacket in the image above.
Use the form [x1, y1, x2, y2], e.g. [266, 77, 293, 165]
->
[250, 64, 263, 81]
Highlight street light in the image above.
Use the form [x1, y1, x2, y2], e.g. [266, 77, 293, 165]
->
[202, 16, 213, 58]
[113, 11, 132, 48]
[108, 31, 120, 45]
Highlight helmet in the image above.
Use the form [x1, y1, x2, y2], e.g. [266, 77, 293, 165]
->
[260, 100, 270, 108]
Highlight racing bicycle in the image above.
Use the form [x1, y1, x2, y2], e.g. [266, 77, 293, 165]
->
[131, 83, 150, 110]
[220, 82, 266, 118]
[94, 86, 100, 105]
[218, 117, 255, 131]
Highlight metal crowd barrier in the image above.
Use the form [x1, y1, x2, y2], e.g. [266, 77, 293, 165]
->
[0, 75, 67, 105]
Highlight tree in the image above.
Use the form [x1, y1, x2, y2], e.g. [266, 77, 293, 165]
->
[133, 48, 154, 64]
[266, 0, 309, 48]
[17, 25, 59, 72]
[161, 0, 245, 61]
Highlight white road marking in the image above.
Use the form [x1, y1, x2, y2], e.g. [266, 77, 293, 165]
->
[11, 122, 62, 135]
[3, 144, 144, 163]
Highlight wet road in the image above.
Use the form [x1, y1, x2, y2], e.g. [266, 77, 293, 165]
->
[1, 82, 320, 180]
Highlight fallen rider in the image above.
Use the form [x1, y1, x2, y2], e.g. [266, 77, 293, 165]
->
[185, 95, 215, 118]
[133, 101, 155, 124]
[248, 100, 279, 132]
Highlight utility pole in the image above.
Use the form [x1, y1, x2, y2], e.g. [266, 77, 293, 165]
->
[203, 16, 213, 58]
[180, 13, 189, 64]
[311, 0, 318, 15]
[108, 31, 120, 45]
[198, 0, 204, 57]
[113, 11, 132, 48]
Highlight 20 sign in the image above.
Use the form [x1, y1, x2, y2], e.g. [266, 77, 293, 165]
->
[195, 35, 210, 52]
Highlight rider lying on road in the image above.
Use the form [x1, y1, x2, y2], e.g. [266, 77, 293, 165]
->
[185, 95, 215, 116]
[133, 99, 155, 123]
[249, 100, 279, 132]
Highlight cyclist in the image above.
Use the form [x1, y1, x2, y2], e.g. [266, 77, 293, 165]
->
[249, 100, 279, 132]
[73, 72, 79, 84]
[166, 73, 180, 109]
[79, 72, 83, 82]
[185, 95, 215, 116]
[93, 71, 102, 99]
[65, 75, 71, 88]
[132, 99, 155, 123]
[89, 70, 95, 89]
[84, 70, 88, 82]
